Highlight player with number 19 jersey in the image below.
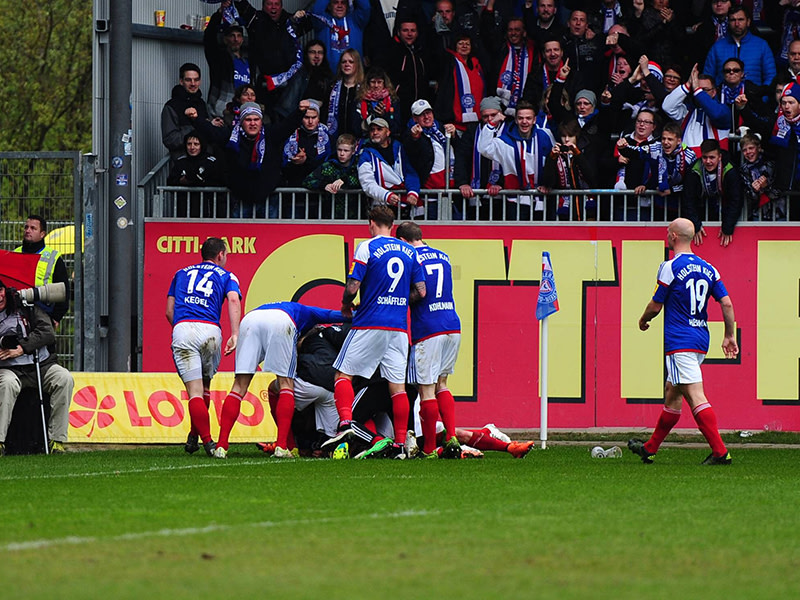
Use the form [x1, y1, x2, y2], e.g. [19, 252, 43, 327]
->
[349, 235, 425, 331]
[653, 252, 728, 355]
[168, 262, 241, 327]
[411, 245, 460, 343]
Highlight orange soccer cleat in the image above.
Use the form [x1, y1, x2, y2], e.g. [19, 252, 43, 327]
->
[507, 441, 535, 458]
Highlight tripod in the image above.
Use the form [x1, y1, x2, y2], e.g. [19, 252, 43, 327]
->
[18, 299, 49, 455]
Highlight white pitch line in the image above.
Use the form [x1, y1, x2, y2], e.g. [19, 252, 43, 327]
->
[3, 509, 438, 552]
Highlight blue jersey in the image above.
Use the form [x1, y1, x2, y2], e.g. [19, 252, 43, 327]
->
[410, 245, 460, 343]
[349, 235, 425, 331]
[652, 252, 728, 354]
[254, 301, 346, 336]
[168, 261, 241, 327]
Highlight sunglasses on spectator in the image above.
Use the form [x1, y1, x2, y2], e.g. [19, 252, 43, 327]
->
[724, 67, 743, 74]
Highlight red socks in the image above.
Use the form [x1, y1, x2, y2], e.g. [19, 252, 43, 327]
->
[466, 428, 509, 452]
[217, 391, 242, 450]
[419, 399, 440, 454]
[436, 388, 456, 439]
[692, 402, 727, 456]
[391, 391, 410, 446]
[644, 407, 682, 454]
[275, 388, 296, 449]
[188, 396, 212, 443]
[334, 377, 354, 425]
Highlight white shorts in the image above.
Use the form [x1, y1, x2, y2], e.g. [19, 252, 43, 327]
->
[171, 321, 222, 383]
[235, 309, 297, 377]
[408, 333, 461, 385]
[333, 328, 409, 384]
[666, 352, 705, 385]
[293, 377, 338, 437]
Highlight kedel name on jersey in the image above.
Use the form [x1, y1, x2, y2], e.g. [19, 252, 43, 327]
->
[373, 242, 415, 260]
[675, 263, 714, 281]
[377, 295, 408, 306]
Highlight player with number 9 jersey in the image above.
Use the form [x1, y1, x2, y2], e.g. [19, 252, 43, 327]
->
[653, 252, 728, 355]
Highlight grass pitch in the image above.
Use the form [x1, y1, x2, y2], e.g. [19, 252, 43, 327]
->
[1, 444, 798, 599]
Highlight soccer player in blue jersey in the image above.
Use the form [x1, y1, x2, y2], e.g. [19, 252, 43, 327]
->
[395, 221, 462, 459]
[214, 301, 347, 459]
[326, 206, 426, 459]
[167, 237, 242, 456]
[629, 218, 739, 465]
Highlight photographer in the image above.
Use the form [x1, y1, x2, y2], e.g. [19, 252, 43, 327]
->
[0, 279, 73, 456]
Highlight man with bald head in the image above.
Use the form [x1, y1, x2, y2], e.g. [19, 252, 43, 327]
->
[629, 218, 738, 466]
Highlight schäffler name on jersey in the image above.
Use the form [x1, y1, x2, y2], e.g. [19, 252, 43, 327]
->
[377, 296, 408, 306]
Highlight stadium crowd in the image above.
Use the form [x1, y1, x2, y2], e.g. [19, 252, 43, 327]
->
[161, 0, 800, 227]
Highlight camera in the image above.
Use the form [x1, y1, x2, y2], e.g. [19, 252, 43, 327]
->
[0, 333, 20, 349]
[16, 282, 67, 305]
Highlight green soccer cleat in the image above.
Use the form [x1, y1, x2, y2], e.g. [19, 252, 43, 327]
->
[49, 441, 66, 454]
[332, 442, 349, 460]
[627, 438, 655, 464]
[440, 436, 462, 459]
[701, 451, 732, 465]
[421, 450, 439, 459]
[273, 446, 296, 459]
[355, 437, 393, 459]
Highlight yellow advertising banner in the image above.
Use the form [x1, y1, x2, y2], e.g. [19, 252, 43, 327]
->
[69, 373, 276, 443]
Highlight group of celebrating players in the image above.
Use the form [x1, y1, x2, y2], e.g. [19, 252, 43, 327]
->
[166, 205, 536, 460]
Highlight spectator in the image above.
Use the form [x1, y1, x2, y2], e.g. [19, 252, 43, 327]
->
[357, 117, 421, 211]
[777, 39, 800, 85]
[310, 0, 371, 69]
[614, 107, 661, 219]
[627, 0, 684, 69]
[454, 96, 506, 220]
[483, 14, 537, 115]
[739, 132, 784, 221]
[325, 49, 365, 140]
[768, 81, 800, 217]
[166, 131, 226, 218]
[434, 33, 485, 132]
[161, 63, 211, 162]
[777, 3, 800, 69]
[562, 9, 604, 94]
[282, 99, 333, 189]
[540, 118, 595, 220]
[662, 64, 731, 154]
[244, 0, 311, 122]
[0, 279, 73, 456]
[703, 6, 776, 88]
[603, 57, 667, 132]
[387, 16, 432, 125]
[523, 36, 573, 109]
[223, 100, 309, 217]
[276, 39, 335, 120]
[689, 0, 732, 67]
[656, 121, 697, 220]
[478, 99, 555, 219]
[522, 0, 564, 43]
[602, 25, 643, 91]
[402, 99, 459, 219]
[222, 84, 260, 128]
[683, 138, 744, 247]
[303, 133, 363, 218]
[355, 67, 400, 135]
[204, 12, 252, 119]
[588, 0, 632, 36]
[13, 216, 70, 327]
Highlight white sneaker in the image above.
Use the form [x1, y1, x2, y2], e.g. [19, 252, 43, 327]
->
[405, 430, 419, 458]
[274, 446, 295, 458]
[460, 445, 484, 459]
[212, 446, 227, 459]
[484, 423, 510, 443]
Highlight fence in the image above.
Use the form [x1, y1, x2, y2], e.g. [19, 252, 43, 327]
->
[0, 152, 82, 370]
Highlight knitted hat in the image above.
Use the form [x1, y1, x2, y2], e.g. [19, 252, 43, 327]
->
[575, 89, 596, 107]
[304, 99, 322, 114]
[480, 96, 503, 112]
[648, 61, 663, 82]
[782, 82, 800, 103]
[239, 102, 262, 119]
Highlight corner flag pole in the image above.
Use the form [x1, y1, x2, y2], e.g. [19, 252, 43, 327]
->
[536, 252, 559, 450]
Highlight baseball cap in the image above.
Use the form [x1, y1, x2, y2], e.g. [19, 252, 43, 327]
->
[410, 99, 433, 116]
[368, 117, 390, 129]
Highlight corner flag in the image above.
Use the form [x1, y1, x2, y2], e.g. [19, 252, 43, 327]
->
[536, 251, 559, 320]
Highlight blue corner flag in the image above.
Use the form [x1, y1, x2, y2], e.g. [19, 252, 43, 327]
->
[536, 251, 559, 320]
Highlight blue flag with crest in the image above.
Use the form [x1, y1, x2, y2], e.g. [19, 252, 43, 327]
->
[536, 251, 559, 320]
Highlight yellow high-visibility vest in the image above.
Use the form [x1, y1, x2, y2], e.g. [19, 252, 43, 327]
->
[13, 245, 61, 287]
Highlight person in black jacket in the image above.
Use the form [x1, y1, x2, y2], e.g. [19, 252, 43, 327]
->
[167, 131, 226, 218]
[223, 100, 309, 217]
[682, 138, 744, 247]
[161, 63, 211, 162]
[204, 9, 252, 119]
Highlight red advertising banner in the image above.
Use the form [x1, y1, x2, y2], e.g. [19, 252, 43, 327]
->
[142, 221, 800, 433]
